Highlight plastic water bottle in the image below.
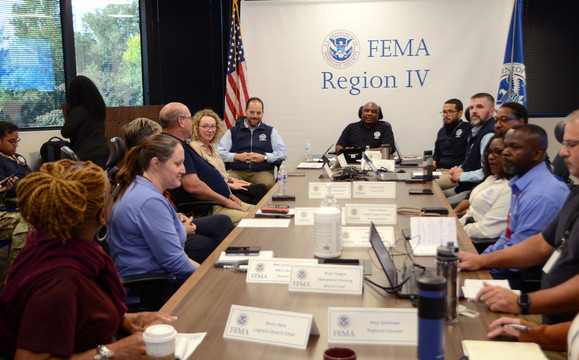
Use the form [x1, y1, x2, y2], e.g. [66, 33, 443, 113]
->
[277, 164, 287, 195]
[417, 276, 446, 360]
[314, 184, 342, 259]
[305, 139, 313, 161]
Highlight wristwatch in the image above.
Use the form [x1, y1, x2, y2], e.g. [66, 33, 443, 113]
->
[518, 293, 531, 315]
[95, 345, 114, 360]
[263, 154, 268, 162]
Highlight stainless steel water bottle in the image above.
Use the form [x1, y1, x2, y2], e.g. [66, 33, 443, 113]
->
[435, 242, 459, 323]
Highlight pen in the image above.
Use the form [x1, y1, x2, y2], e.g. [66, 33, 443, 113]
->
[507, 324, 531, 332]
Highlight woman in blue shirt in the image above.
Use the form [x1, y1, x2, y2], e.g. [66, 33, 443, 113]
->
[109, 134, 204, 281]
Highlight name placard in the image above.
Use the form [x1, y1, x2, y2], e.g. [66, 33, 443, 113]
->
[345, 204, 397, 224]
[288, 264, 363, 295]
[352, 181, 396, 198]
[294, 207, 316, 225]
[246, 258, 318, 284]
[309, 182, 352, 199]
[223, 305, 319, 349]
[342, 226, 394, 247]
[328, 307, 417, 345]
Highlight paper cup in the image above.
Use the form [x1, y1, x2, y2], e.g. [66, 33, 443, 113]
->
[142, 324, 177, 360]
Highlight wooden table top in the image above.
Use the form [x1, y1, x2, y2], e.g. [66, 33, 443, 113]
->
[161, 161, 500, 359]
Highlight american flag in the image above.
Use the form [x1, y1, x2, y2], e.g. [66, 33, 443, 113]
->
[224, 0, 249, 129]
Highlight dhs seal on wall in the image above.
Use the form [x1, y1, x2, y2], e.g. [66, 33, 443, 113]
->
[322, 30, 360, 69]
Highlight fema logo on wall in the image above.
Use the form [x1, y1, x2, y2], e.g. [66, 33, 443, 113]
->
[322, 30, 360, 69]
[497, 62, 526, 106]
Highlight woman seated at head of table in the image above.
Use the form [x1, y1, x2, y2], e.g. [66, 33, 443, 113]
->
[189, 108, 268, 205]
[0, 159, 175, 359]
[455, 135, 513, 239]
[109, 134, 234, 282]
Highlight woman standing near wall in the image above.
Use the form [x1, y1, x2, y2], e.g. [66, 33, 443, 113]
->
[61, 75, 110, 168]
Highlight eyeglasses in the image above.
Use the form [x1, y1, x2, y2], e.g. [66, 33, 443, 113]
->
[487, 149, 504, 157]
[496, 116, 519, 124]
[199, 125, 217, 130]
[5, 138, 20, 145]
[562, 139, 579, 150]
[440, 110, 458, 116]
[179, 116, 193, 121]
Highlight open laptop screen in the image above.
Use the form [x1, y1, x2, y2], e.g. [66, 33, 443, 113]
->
[369, 222, 398, 287]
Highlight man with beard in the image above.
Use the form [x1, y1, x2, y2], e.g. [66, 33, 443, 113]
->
[468, 124, 569, 288]
[459, 113, 579, 327]
[444, 93, 497, 206]
[218, 97, 287, 190]
[433, 99, 472, 190]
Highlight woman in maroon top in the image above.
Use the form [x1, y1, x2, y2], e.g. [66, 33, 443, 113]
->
[0, 160, 175, 360]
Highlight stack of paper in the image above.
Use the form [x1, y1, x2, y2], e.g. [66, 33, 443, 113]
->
[461, 279, 520, 301]
[462, 340, 547, 360]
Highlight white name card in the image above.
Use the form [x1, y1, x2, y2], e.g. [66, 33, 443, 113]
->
[246, 258, 318, 284]
[309, 182, 352, 199]
[294, 207, 316, 225]
[223, 305, 319, 349]
[345, 204, 397, 224]
[288, 264, 363, 295]
[328, 307, 417, 345]
[352, 181, 396, 198]
[342, 226, 394, 247]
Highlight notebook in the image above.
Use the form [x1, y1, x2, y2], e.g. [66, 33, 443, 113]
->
[369, 222, 433, 298]
[461, 340, 547, 360]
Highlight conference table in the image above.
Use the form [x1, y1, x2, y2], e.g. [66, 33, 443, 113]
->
[161, 159, 501, 359]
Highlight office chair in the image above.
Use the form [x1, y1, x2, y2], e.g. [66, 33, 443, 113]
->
[104, 137, 127, 183]
[552, 120, 571, 185]
[60, 146, 80, 161]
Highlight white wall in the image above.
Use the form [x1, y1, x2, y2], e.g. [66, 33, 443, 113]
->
[18, 129, 61, 171]
[241, 0, 515, 166]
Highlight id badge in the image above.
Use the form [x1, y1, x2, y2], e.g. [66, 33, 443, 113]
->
[543, 249, 561, 274]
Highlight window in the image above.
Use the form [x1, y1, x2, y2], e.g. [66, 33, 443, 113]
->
[72, 0, 143, 107]
[0, 0, 143, 129]
[0, 0, 66, 128]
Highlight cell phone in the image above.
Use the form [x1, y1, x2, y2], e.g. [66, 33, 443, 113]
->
[409, 189, 433, 195]
[421, 207, 449, 214]
[261, 205, 290, 214]
[225, 246, 261, 255]
[0, 174, 16, 186]
[272, 194, 296, 201]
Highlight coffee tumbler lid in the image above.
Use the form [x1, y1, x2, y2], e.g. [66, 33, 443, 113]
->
[143, 324, 177, 341]
[417, 275, 446, 291]
[436, 242, 459, 259]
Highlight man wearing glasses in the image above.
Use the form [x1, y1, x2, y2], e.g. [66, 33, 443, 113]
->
[433, 99, 472, 190]
[0, 121, 31, 200]
[494, 102, 528, 138]
[218, 97, 287, 190]
[460, 112, 579, 328]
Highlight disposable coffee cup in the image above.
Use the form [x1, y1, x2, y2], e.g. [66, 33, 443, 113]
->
[323, 347, 356, 360]
[142, 324, 177, 360]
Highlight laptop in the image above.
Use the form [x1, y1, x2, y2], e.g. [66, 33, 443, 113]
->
[362, 153, 413, 182]
[368, 222, 433, 298]
[315, 144, 334, 163]
[393, 143, 422, 166]
[339, 148, 363, 163]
